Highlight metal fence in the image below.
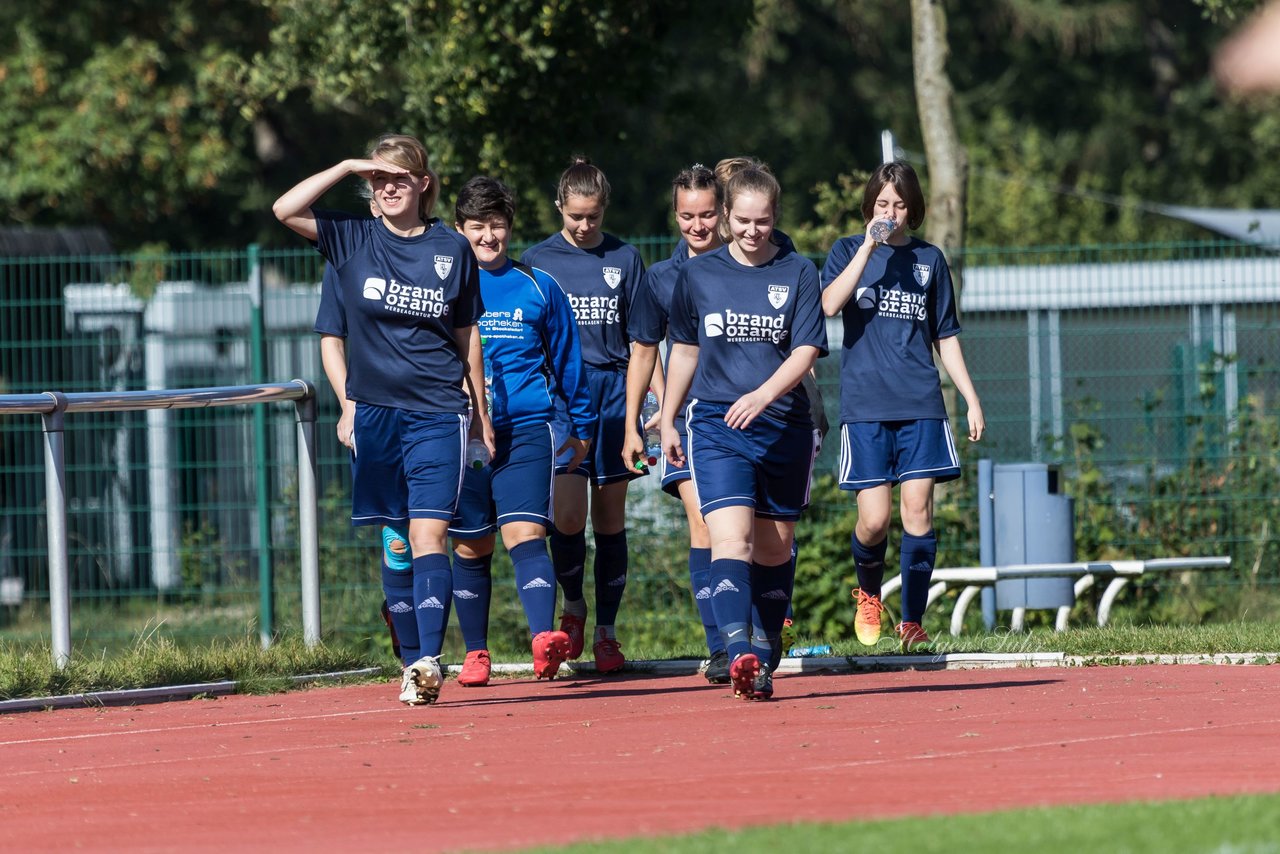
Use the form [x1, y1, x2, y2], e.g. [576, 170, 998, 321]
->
[1, 238, 1278, 653]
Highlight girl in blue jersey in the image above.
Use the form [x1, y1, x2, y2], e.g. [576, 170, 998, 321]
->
[660, 167, 828, 700]
[274, 133, 492, 706]
[448, 176, 596, 686]
[521, 158, 645, 673]
[820, 161, 985, 652]
[623, 164, 730, 684]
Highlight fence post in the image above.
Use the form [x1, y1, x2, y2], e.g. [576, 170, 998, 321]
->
[249, 244, 274, 648]
[42, 393, 70, 669]
[294, 382, 321, 646]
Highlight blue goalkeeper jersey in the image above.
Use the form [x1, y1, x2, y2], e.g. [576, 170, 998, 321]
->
[479, 260, 597, 440]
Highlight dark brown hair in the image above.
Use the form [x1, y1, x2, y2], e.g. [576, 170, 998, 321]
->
[861, 161, 926, 230]
[671, 163, 719, 210]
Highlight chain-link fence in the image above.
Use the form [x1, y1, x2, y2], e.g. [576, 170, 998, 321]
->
[2, 238, 1277, 655]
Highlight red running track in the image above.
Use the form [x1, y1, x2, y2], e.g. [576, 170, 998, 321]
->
[2, 665, 1279, 852]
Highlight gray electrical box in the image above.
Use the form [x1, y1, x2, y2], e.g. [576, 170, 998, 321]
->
[989, 462, 1075, 609]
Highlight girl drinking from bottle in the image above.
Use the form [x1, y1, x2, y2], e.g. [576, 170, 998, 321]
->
[819, 160, 984, 652]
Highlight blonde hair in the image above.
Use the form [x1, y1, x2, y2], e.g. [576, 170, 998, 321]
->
[367, 133, 441, 221]
[718, 160, 780, 243]
[713, 156, 770, 190]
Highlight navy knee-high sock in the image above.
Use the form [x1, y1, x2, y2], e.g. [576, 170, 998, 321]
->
[852, 533, 889, 597]
[593, 530, 628, 627]
[750, 559, 795, 670]
[549, 527, 587, 604]
[709, 558, 752, 661]
[899, 530, 937, 624]
[381, 559, 420, 666]
[785, 539, 798, 622]
[451, 551, 492, 652]
[511, 539, 557, 635]
[689, 547, 722, 654]
[412, 553, 452, 658]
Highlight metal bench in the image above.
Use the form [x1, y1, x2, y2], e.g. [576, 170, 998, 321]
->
[879, 557, 1232, 634]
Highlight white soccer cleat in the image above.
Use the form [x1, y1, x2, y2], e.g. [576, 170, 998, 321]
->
[403, 655, 443, 705]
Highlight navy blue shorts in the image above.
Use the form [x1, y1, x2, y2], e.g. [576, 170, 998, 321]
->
[837, 419, 960, 491]
[686, 401, 818, 522]
[658, 416, 692, 498]
[448, 424, 556, 538]
[553, 365, 643, 486]
[350, 403, 466, 526]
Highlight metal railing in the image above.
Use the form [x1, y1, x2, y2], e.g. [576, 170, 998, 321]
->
[0, 381, 319, 667]
[880, 556, 1234, 635]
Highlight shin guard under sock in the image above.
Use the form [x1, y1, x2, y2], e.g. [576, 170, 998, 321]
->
[549, 527, 587, 603]
[381, 560, 420, 666]
[709, 558, 752, 661]
[689, 547, 722, 654]
[451, 551, 492, 652]
[412, 553, 453, 658]
[750, 559, 795, 670]
[852, 533, 889, 598]
[593, 530, 628, 628]
[511, 539, 557, 635]
[899, 530, 938, 624]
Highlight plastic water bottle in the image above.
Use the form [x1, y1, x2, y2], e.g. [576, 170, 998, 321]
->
[868, 218, 896, 243]
[637, 390, 662, 470]
[466, 438, 491, 470]
[788, 644, 833, 658]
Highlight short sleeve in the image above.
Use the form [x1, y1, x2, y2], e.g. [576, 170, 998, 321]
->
[667, 266, 699, 346]
[313, 264, 346, 337]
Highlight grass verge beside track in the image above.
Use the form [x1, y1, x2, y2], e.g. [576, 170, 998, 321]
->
[529, 793, 1280, 853]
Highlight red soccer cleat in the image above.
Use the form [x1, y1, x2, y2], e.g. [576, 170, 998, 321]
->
[457, 649, 491, 687]
[729, 653, 761, 700]
[896, 621, 932, 653]
[558, 612, 586, 659]
[592, 636, 626, 674]
[532, 630, 572, 680]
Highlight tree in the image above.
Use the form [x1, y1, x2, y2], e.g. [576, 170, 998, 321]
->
[234, 0, 746, 242]
[0, 1, 276, 247]
[910, 0, 967, 283]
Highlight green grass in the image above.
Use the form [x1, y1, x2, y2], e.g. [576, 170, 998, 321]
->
[0, 635, 394, 701]
[525, 793, 1280, 853]
[2, 620, 1278, 701]
[816, 621, 1280, 658]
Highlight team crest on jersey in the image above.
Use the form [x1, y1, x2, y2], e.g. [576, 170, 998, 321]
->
[603, 267, 622, 289]
[767, 284, 790, 309]
[435, 255, 454, 279]
[913, 263, 931, 287]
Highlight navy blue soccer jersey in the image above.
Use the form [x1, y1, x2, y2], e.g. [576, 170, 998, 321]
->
[821, 235, 961, 423]
[668, 244, 828, 425]
[313, 212, 483, 413]
[628, 243, 686, 346]
[629, 230, 796, 347]
[478, 260, 596, 440]
[520, 233, 644, 370]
